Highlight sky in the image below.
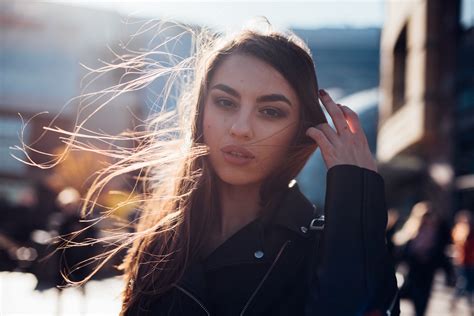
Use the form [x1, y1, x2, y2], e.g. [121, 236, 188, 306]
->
[45, 0, 386, 30]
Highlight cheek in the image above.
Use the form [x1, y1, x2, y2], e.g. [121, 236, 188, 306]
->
[262, 123, 297, 150]
[203, 105, 229, 143]
[257, 127, 296, 167]
[203, 122, 211, 146]
[202, 106, 212, 140]
[202, 107, 221, 148]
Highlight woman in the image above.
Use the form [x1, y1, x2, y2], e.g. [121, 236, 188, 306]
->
[110, 25, 400, 315]
[36, 24, 399, 315]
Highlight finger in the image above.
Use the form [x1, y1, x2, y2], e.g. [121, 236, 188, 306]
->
[306, 127, 332, 153]
[338, 105, 370, 147]
[318, 89, 351, 136]
[315, 123, 340, 146]
[336, 104, 353, 135]
[338, 105, 361, 134]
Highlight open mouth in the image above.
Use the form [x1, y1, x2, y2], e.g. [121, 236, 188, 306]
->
[226, 151, 252, 158]
[220, 145, 255, 165]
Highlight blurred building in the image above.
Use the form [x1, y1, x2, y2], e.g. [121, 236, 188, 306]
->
[0, 2, 195, 204]
[0, 2, 193, 277]
[0, 2, 139, 200]
[377, 0, 474, 218]
[295, 27, 381, 99]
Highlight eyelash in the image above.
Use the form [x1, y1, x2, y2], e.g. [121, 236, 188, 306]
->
[214, 98, 287, 119]
[216, 98, 235, 109]
[261, 108, 286, 118]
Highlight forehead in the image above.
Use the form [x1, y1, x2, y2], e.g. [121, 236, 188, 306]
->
[208, 54, 298, 102]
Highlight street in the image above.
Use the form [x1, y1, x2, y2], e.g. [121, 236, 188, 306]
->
[0, 271, 472, 315]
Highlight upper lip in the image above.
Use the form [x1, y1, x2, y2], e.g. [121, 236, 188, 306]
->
[221, 145, 255, 158]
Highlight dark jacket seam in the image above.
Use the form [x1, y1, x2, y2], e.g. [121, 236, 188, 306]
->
[205, 260, 272, 271]
[239, 239, 292, 315]
[362, 168, 370, 297]
[174, 284, 211, 316]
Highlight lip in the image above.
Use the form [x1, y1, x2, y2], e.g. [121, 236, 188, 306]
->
[221, 145, 255, 166]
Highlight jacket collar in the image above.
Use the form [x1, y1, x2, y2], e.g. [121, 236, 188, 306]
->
[270, 180, 319, 239]
[175, 180, 318, 306]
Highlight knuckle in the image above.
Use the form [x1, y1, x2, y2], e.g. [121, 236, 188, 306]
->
[342, 105, 352, 112]
[351, 138, 361, 146]
[332, 107, 344, 116]
[310, 128, 323, 138]
[349, 110, 360, 120]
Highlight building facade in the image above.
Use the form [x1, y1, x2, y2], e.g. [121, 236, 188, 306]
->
[377, 0, 474, 217]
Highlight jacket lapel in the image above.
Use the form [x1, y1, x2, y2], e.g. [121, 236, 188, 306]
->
[175, 259, 211, 309]
[175, 180, 319, 313]
[271, 181, 320, 238]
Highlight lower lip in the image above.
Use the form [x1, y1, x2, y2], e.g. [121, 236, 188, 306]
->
[222, 151, 254, 166]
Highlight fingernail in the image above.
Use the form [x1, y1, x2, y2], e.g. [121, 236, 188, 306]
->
[318, 89, 327, 97]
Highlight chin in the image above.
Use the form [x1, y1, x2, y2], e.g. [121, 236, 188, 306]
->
[214, 169, 263, 187]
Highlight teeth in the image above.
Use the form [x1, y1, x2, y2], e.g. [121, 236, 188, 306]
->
[230, 151, 246, 158]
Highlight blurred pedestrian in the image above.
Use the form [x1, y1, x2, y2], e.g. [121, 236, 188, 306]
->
[450, 209, 474, 314]
[394, 201, 452, 316]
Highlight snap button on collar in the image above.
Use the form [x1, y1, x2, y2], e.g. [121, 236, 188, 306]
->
[254, 250, 264, 259]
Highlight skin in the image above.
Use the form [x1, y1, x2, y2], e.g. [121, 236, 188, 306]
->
[203, 53, 300, 244]
[202, 53, 377, 254]
[306, 89, 378, 173]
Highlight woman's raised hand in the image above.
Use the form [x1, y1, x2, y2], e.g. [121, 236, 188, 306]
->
[305, 89, 378, 173]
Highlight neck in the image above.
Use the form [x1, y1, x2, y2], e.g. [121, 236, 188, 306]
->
[214, 179, 262, 239]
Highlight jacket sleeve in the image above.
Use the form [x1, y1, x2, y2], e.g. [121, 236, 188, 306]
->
[314, 164, 400, 316]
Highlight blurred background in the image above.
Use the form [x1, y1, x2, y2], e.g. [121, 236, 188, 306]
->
[1, 0, 474, 315]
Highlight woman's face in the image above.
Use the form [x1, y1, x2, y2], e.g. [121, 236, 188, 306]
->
[203, 53, 300, 186]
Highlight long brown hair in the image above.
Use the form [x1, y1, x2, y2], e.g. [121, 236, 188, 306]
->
[18, 21, 327, 314]
[119, 26, 327, 314]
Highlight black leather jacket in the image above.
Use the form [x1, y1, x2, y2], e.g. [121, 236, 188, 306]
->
[129, 164, 400, 315]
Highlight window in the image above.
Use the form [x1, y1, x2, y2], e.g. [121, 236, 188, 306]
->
[393, 25, 407, 112]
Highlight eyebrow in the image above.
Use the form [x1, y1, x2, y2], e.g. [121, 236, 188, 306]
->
[210, 83, 293, 107]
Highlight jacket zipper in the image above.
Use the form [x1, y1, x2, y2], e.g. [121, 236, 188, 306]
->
[385, 288, 399, 316]
[174, 284, 211, 316]
[239, 239, 292, 316]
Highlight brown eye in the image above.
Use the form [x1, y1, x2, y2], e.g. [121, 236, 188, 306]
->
[215, 98, 235, 108]
[261, 108, 286, 118]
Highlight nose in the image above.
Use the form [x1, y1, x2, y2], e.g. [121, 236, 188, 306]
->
[229, 110, 253, 140]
